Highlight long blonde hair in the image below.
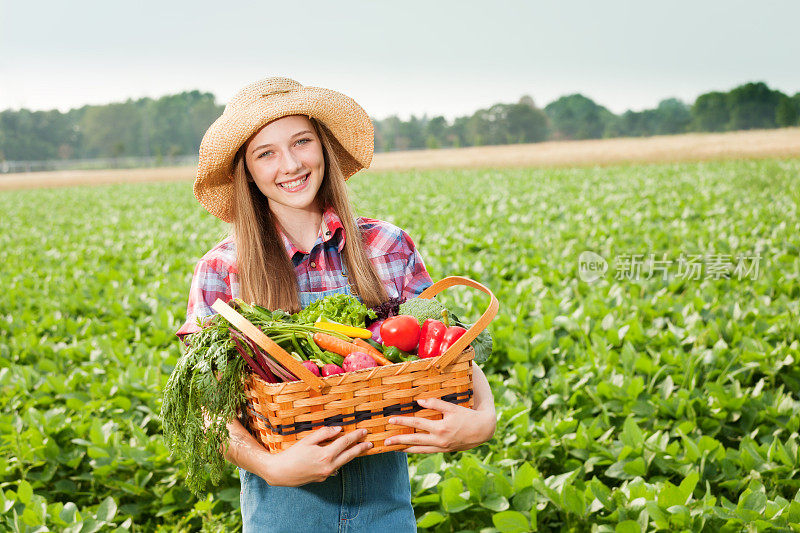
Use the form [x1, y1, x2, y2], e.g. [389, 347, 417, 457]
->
[230, 117, 388, 313]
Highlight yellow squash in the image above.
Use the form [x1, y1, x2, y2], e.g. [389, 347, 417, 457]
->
[315, 321, 373, 339]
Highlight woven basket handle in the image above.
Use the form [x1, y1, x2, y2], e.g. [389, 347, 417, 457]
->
[417, 276, 499, 370]
[211, 299, 326, 391]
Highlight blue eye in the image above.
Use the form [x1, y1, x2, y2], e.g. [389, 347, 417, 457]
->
[258, 150, 273, 159]
[296, 138, 311, 146]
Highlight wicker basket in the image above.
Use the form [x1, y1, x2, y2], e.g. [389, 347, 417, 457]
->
[211, 276, 498, 455]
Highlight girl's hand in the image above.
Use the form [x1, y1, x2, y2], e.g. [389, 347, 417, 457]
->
[259, 426, 372, 486]
[383, 397, 496, 453]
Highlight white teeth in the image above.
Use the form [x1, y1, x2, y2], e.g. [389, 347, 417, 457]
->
[279, 174, 309, 190]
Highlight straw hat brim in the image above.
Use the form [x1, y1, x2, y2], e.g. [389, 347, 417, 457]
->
[194, 80, 373, 222]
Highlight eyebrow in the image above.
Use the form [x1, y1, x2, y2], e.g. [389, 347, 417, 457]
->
[250, 130, 314, 154]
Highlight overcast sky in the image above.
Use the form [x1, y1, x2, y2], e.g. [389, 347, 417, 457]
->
[1, 0, 798, 119]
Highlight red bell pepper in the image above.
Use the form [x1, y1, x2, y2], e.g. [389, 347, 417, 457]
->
[419, 319, 435, 343]
[418, 319, 447, 358]
[439, 326, 467, 355]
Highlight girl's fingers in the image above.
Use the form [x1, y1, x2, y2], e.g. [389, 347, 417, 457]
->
[326, 428, 369, 456]
[332, 439, 373, 469]
[388, 415, 436, 432]
[302, 425, 343, 445]
[417, 397, 458, 413]
[402, 445, 448, 454]
[384, 431, 438, 447]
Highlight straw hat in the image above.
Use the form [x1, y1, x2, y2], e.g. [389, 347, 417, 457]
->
[194, 77, 374, 222]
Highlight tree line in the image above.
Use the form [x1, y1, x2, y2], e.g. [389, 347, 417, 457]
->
[1, 82, 798, 163]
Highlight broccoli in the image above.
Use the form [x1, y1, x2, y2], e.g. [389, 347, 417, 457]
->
[399, 297, 494, 363]
[398, 297, 449, 325]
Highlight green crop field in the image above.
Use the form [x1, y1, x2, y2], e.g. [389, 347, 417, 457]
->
[2, 158, 800, 532]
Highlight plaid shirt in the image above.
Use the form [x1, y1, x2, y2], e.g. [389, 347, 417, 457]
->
[176, 208, 433, 338]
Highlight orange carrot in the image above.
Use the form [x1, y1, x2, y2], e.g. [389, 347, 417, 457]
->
[353, 338, 393, 366]
[313, 332, 359, 358]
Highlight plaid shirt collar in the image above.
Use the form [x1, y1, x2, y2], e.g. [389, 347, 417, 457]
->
[278, 207, 346, 259]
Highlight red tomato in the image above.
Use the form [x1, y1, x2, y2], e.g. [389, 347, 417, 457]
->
[380, 315, 421, 352]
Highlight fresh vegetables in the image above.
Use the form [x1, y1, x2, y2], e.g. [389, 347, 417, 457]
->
[353, 338, 392, 366]
[315, 321, 373, 339]
[161, 318, 247, 495]
[162, 291, 490, 494]
[367, 319, 384, 343]
[383, 345, 419, 363]
[439, 326, 467, 354]
[321, 363, 346, 376]
[380, 315, 421, 352]
[294, 293, 376, 327]
[400, 296, 494, 363]
[312, 332, 360, 358]
[369, 296, 406, 320]
[398, 297, 449, 324]
[302, 360, 321, 376]
[161, 297, 371, 494]
[418, 319, 448, 358]
[343, 352, 379, 372]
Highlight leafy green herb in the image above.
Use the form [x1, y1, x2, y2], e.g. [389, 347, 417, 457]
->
[160, 319, 247, 495]
[160, 299, 355, 494]
[293, 293, 377, 327]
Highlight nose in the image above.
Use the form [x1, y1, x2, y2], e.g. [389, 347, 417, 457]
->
[281, 149, 303, 175]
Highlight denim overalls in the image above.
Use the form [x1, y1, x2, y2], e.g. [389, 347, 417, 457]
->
[238, 262, 417, 532]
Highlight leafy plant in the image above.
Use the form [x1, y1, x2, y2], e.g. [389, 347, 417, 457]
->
[1, 158, 799, 530]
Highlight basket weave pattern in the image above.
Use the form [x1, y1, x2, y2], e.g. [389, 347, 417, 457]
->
[212, 275, 498, 456]
[243, 349, 475, 454]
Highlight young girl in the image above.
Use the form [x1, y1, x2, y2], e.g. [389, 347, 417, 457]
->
[176, 77, 497, 532]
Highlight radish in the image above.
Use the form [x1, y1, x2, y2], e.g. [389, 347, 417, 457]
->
[343, 352, 379, 372]
[301, 360, 321, 377]
[321, 364, 346, 376]
[367, 320, 384, 343]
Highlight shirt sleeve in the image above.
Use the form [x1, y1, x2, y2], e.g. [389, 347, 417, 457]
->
[399, 230, 434, 299]
[175, 258, 233, 342]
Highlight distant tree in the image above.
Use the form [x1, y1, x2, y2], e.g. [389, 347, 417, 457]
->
[372, 116, 387, 152]
[465, 109, 490, 146]
[544, 94, 612, 140]
[425, 116, 448, 148]
[505, 102, 549, 143]
[401, 116, 426, 149]
[692, 91, 729, 132]
[187, 92, 223, 148]
[79, 102, 143, 158]
[776, 95, 799, 127]
[57, 144, 74, 159]
[0, 109, 77, 160]
[652, 98, 692, 134]
[374, 115, 402, 151]
[112, 141, 125, 158]
[726, 82, 784, 130]
[462, 102, 548, 145]
[518, 95, 536, 108]
[147, 91, 221, 157]
[606, 110, 658, 137]
[449, 116, 469, 147]
[6, 82, 800, 163]
[425, 135, 440, 149]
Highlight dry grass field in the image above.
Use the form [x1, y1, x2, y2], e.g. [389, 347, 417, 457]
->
[2, 127, 800, 191]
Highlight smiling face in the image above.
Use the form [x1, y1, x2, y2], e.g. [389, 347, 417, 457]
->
[243, 115, 326, 221]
